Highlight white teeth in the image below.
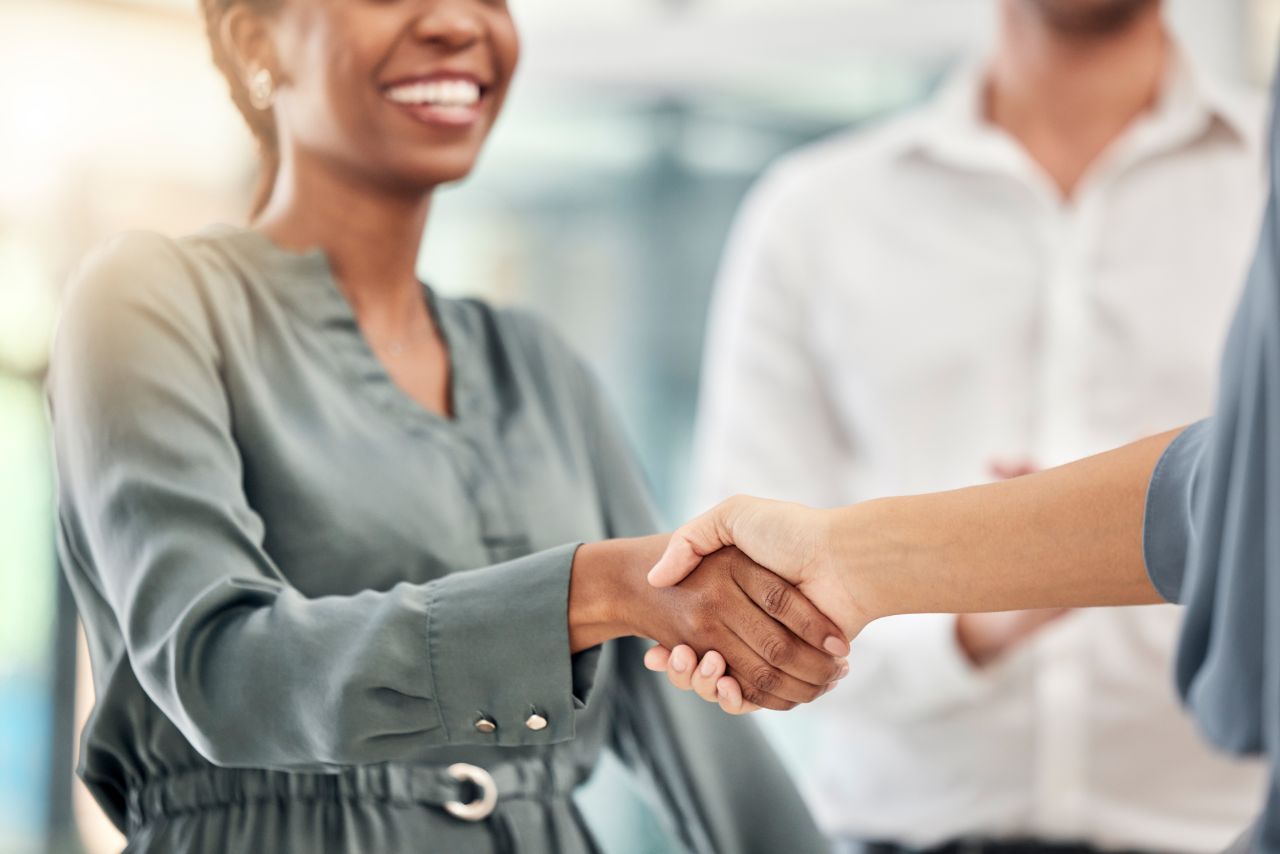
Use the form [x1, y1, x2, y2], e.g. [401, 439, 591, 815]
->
[385, 80, 481, 107]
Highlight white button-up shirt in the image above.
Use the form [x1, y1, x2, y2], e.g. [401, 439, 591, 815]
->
[692, 50, 1269, 853]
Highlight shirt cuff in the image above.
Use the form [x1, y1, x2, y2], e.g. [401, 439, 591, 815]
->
[1142, 420, 1212, 604]
[426, 543, 601, 746]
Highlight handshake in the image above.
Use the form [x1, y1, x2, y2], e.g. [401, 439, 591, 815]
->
[643, 497, 863, 715]
[570, 496, 872, 716]
[574, 434, 1169, 715]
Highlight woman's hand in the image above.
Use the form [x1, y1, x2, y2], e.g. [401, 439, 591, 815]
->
[648, 496, 870, 639]
[641, 642, 844, 714]
[641, 496, 873, 714]
[570, 534, 850, 711]
[637, 546, 849, 711]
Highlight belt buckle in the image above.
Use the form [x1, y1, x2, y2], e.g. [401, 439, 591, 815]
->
[443, 763, 498, 822]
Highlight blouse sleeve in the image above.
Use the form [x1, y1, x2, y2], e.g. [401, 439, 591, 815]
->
[1139, 165, 1280, 768]
[1142, 419, 1213, 603]
[49, 233, 602, 772]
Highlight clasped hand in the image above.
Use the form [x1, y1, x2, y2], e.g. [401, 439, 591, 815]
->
[636, 545, 850, 711]
[643, 497, 867, 715]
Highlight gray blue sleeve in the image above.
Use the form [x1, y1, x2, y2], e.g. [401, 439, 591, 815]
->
[49, 234, 600, 772]
[1141, 420, 1213, 603]
[1134, 80, 1280, 848]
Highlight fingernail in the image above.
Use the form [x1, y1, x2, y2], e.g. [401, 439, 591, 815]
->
[671, 652, 688, 674]
[700, 656, 717, 677]
[823, 636, 850, 657]
[838, 661, 850, 679]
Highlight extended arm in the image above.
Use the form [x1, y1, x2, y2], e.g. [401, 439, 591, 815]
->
[647, 429, 1182, 711]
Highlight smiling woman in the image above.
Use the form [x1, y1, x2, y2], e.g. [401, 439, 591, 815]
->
[46, 1, 844, 852]
[203, 0, 518, 220]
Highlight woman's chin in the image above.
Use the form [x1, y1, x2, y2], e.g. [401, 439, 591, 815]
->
[384, 157, 481, 193]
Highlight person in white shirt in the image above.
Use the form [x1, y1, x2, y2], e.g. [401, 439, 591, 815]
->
[688, 1, 1269, 851]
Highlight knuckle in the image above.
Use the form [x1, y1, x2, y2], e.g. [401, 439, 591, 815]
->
[741, 684, 791, 712]
[721, 551, 739, 577]
[759, 581, 792, 617]
[751, 664, 782, 694]
[693, 615, 722, 642]
[683, 597, 719, 638]
[759, 633, 794, 668]
[792, 613, 818, 641]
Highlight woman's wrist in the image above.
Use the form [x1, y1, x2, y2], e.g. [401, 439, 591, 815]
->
[826, 498, 913, 624]
[568, 535, 668, 652]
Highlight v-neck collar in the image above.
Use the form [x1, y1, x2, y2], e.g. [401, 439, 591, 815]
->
[201, 222, 491, 435]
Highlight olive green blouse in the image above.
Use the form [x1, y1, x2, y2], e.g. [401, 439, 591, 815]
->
[47, 224, 827, 853]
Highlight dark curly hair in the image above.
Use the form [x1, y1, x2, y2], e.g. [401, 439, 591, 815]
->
[200, 0, 284, 218]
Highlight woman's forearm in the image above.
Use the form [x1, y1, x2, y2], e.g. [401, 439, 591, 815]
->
[834, 429, 1183, 620]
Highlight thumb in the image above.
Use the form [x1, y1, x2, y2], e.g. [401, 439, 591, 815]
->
[647, 501, 740, 587]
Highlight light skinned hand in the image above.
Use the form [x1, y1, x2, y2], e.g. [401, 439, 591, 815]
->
[648, 496, 867, 638]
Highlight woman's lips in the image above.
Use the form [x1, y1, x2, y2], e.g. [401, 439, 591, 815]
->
[383, 77, 487, 129]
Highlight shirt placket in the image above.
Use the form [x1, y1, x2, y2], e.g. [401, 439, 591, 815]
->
[1029, 186, 1105, 839]
[447, 429, 532, 565]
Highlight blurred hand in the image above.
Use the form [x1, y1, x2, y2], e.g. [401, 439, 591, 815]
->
[955, 609, 1071, 667]
[989, 458, 1039, 481]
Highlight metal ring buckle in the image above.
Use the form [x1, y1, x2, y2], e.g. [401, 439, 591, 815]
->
[443, 763, 498, 822]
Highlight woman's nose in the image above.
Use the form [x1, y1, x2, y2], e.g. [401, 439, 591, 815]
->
[411, 1, 484, 49]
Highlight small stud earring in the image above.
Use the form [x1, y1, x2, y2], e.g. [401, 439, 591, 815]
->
[248, 67, 275, 111]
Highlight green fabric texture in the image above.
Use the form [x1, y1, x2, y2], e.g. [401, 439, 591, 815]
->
[47, 224, 828, 853]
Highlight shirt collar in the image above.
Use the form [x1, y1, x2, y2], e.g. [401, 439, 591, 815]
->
[903, 40, 1261, 174]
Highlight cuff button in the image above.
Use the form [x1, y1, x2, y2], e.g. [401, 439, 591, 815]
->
[474, 715, 497, 734]
[524, 710, 548, 732]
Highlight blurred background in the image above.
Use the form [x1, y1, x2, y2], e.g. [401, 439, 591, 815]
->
[1, 0, 1277, 852]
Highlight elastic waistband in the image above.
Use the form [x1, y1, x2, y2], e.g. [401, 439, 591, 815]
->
[126, 755, 582, 833]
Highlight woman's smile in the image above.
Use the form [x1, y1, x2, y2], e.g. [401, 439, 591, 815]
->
[382, 71, 491, 130]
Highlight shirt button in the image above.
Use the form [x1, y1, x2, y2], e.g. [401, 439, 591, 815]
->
[474, 716, 497, 734]
[525, 711, 548, 732]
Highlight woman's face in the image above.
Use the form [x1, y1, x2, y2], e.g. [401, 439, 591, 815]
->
[266, 0, 519, 190]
